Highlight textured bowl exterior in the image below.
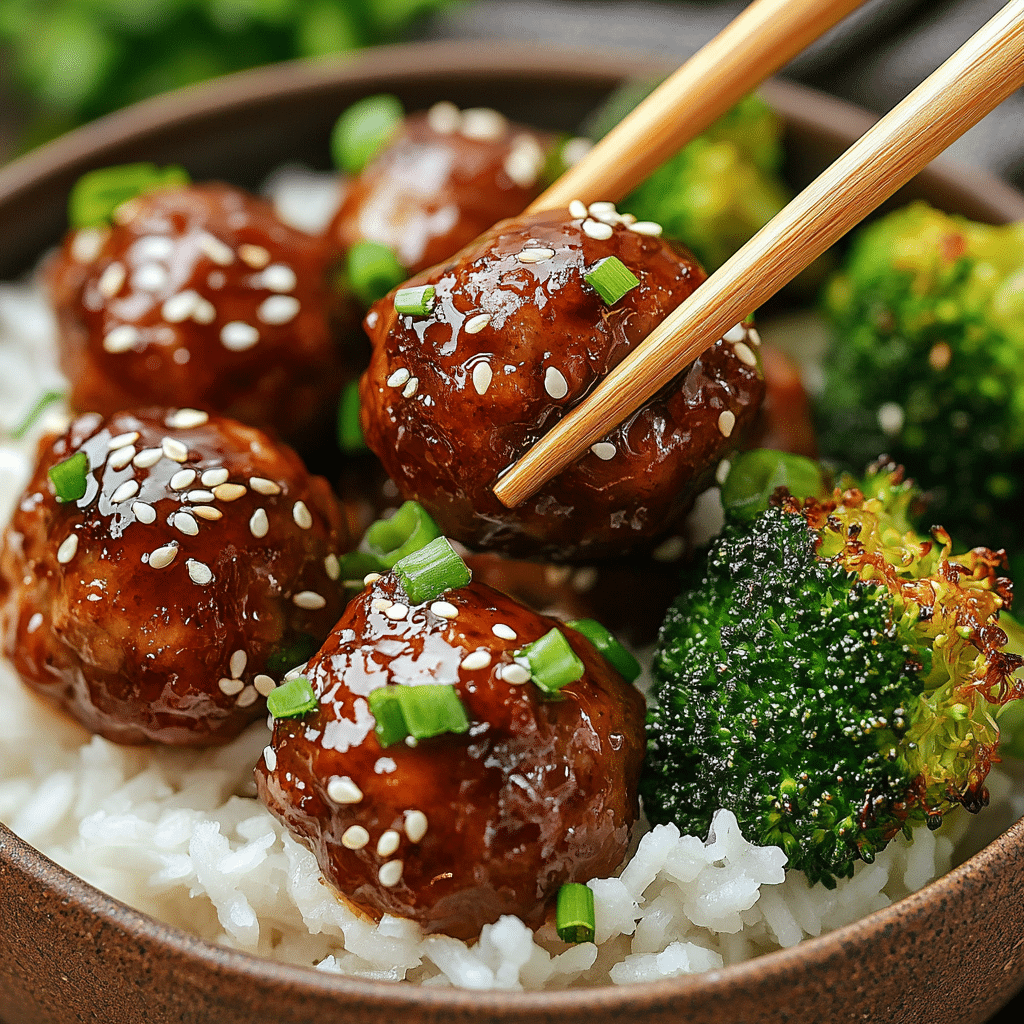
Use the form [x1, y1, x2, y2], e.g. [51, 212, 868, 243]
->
[1, 40, 1023, 1024]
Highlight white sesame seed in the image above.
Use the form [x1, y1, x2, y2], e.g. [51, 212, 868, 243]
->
[429, 600, 458, 619]
[386, 368, 411, 388]
[97, 262, 126, 298]
[747, 328, 762, 347]
[715, 459, 732, 486]
[230, 650, 247, 678]
[471, 361, 493, 395]
[256, 295, 300, 325]
[385, 603, 409, 621]
[582, 219, 614, 240]
[733, 341, 758, 367]
[652, 535, 686, 563]
[56, 534, 79, 564]
[187, 559, 214, 586]
[718, 409, 737, 438]
[259, 264, 297, 292]
[133, 262, 169, 291]
[588, 201, 617, 217]
[401, 376, 419, 399]
[161, 437, 189, 462]
[261, 745, 278, 772]
[501, 663, 531, 685]
[460, 106, 506, 140]
[192, 297, 216, 324]
[544, 366, 568, 400]
[110, 480, 139, 504]
[364, 573, 383, 585]
[161, 290, 200, 323]
[133, 235, 174, 261]
[327, 776, 363, 804]
[377, 830, 401, 857]
[378, 860, 403, 887]
[371, 598, 393, 612]
[461, 650, 491, 671]
[103, 325, 140, 353]
[238, 243, 271, 269]
[629, 220, 663, 236]
[132, 501, 156, 524]
[220, 321, 260, 351]
[219, 677, 244, 695]
[149, 544, 178, 569]
[166, 408, 209, 430]
[591, 441, 616, 461]
[192, 506, 223, 521]
[517, 247, 555, 264]
[246, 476, 279, 496]
[324, 554, 340, 580]
[236, 686, 258, 708]
[572, 567, 598, 593]
[254, 674, 276, 696]
[249, 508, 269, 538]
[202, 468, 229, 487]
[465, 313, 491, 334]
[185, 489, 215, 503]
[293, 591, 326, 610]
[404, 810, 428, 843]
[568, 199, 588, 220]
[492, 623, 517, 641]
[173, 511, 199, 536]
[133, 447, 162, 469]
[342, 825, 370, 850]
[71, 226, 108, 263]
[199, 233, 234, 266]
[107, 445, 136, 470]
[108, 431, 140, 450]
[503, 137, 544, 187]
[723, 323, 746, 343]
[427, 100, 462, 134]
[170, 469, 197, 490]
[292, 501, 312, 530]
[213, 483, 247, 502]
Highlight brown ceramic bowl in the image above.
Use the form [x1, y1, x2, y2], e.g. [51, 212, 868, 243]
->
[1, 41, 1023, 1024]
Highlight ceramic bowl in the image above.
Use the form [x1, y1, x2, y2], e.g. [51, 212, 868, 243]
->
[1, 40, 1023, 1024]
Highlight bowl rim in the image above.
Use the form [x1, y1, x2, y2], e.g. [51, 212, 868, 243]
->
[1, 37, 1023, 1013]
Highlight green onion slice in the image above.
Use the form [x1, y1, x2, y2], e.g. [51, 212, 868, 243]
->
[331, 93, 404, 175]
[11, 390, 64, 441]
[567, 619, 640, 683]
[68, 163, 190, 229]
[584, 256, 639, 305]
[337, 380, 365, 452]
[49, 451, 89, 503]
[368, 683, 470, 747]
[345, 239, 406, 307]
[721, 448, 825, 522]
[516, 628, 585, 694]
[394, 285, 435, 316]
[556, 882, 596, 943]
[267, 676, 317, 719]
[394, 536, 471, 605]
[365, 501, 441, 570]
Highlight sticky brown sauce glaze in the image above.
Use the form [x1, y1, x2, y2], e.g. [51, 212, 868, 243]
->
[256, 574, 646, 940]
[360, 206, 766, 560]
[0, 409, 348, 745]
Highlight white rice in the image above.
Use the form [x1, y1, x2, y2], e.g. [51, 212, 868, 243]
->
[1, 177, 1023, 990]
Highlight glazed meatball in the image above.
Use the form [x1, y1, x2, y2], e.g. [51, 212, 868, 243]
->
[48, 182, 350, 440]
[255, 571, 645, 939]
[328, 103, 550, 275]
[0, 408, 348, 746]
[360, 203, 765, 559]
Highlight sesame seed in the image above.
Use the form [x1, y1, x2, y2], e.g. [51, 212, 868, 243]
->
[568, 199, 588, 219]
[132, 501, 156, 524]
[162, 291, 200, 323]
[133, 235, 174, 261]
[71, 226, 108, 263]
[254, 674, 276, 696]
[429, 600, 458, 619]
[218, 677, 244, 695]
[134, 262, 169, 291]
[470, 361, 493, 395]
[173, 511, 199, 536]
[107, 431, 140, 450]
[341, 825, 370, 850]
[187, 559, 214, 586]
[517, 247, 555, 263]
[260, 264, 297, 292]
[166, 408, 209, 430]
[460, 106, 506, 140]
[293, 591, 326, 610]
[185, 489, 215, 503]
[545, 565, 572, 586]
[492, 623, 517, 640]
[161, 437, 189, 463]
[733, 342, 758, 367]
[629, 220, 663, 236]
[192, 297, 216, 324]
[591, 441, 616, 460]
[747, 328, 762, 347]
[572, 567, 598, 592]
[427, 100, 461, 134]
[461, 650, 491, 671]
[107, 445, 136, 470]
[220, 321, 260, 351]
[404, 810, 428, 843]
[199, 233, 234, 266]
[723, 323, 746, 343]
[249, 476, 281, 495]
[544, 366, 568, 399]
[213, 483, 247, 502]
[97, 262, 126, 298]
[103, 325, 140, 353]
[202, 468, 229, 487]
[238, 243, 271, 269]
[292, 501, 313, 530]
[193, 506, 223, 521]
[230, 650, 247, 679]
[401, 376, 419, 399]
[718, 410, 737, 438]
[170, 469, 197, 490]
[364, 573, 383, 585]
[324, 554, 340, 580]
[249, 509, 269, 538]
[371, 598, 393, 612]
[263, 745, 277, 772]
[236, 686, 258, 708]
[327, 776, 363, 804]
[715, 459, 731, 486]
[256, 295, 300, 325]
[501, 663, 531, 685]
[56, 534, 79, 564]
[464, 313, 492, 335]
[652, 535, 686, 562]
[582, 219, 613, 240]
[377, 830, 401, 857]
[503, 137, 544, 187]
[148, 544, 178, 569]
[133, 447, 162, 469]
[386, 368, 411, 388]
[110, 480, 139, 504]
[386, 603, 410, 621]
[378, 860, 403, 887]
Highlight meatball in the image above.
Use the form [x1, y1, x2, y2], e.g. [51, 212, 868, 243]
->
[327, 103, 550, 275]
[360, 203, 766, 559]
[255, 571, 645, 939]
[0, 408, 348, 746]
[48, 182, 350, 441]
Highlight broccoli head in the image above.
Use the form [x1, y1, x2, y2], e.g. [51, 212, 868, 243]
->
[642, 452, 1023, 886]
[817, 202, 1024, 580]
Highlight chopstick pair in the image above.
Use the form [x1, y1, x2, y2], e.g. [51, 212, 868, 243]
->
[494, 0, 1024, 509]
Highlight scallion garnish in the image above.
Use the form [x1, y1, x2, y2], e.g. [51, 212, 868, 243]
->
[345, 239, 406, 307]
[394, 536, 471, 605]
[515, 628, 585, 694]
[266, 676, 317, 719]
[68, 163, 190, 229]
[368, 683, 470, 747]
[48, 451, 89, 503]
[331, 93, 404, 174]
[11, 390, 64, 440]
[556, 882, 596, 943]
[368, 687, 409, 747]
[337, 380, 366, 452]
[567, 619, 640, 683]
[365, 501, 441, 570]
[584, 256, 639, 305]
[394, 285, 435, 316]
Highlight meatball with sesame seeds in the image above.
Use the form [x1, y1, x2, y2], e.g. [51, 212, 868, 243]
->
[255, 567, 645, 939]
[47, 182, 353, 442]
[359, 203, 765, 560]
[0, 408, 349, 746]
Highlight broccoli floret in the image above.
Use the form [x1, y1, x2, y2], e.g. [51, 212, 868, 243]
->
[642, 453, 1023, 887]
[817, 202, 1024, 581]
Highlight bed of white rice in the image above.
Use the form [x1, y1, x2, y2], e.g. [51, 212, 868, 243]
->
[2, 173, 1023, 991]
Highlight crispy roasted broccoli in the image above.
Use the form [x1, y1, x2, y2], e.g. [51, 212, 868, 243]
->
[642, 450, 1023, 886]
[817, 202, 1024, 581]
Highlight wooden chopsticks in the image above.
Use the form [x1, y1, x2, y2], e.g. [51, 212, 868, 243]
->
[494, 0, 1024, 509]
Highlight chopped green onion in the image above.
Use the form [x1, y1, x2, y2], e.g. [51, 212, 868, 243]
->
[48, 451, 89, 503]
[337, 380, 365, 452]
[584, 256, 639, 305]
[365, 501, 441, 570]
[11, 390, 64, 440]
[68, 163, 190, 229]
[267, 676, 317, 719]
[567, 619, 640, 683]
[337, 550, 388, 585]
[266, 633, 319, 676]
[331, 93, 404, 174]
[516, 628, 585, 694]
[394, 536, 471, 605]
[345, 239, 406, 307]
[721, 449, 825, 522]
[556, 883, 595, 943]
[368, 683, 470, 747]
[394, 285, 435, 316]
